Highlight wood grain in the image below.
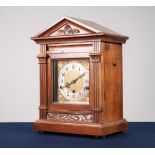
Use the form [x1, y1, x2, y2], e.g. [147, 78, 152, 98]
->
[32, 17, 128, 136]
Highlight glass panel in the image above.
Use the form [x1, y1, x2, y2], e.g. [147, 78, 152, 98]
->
[52, 59, 89, 105]
[52, 60, 58, 102]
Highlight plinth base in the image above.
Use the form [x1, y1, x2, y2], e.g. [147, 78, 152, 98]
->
[33, 118, 128, 136]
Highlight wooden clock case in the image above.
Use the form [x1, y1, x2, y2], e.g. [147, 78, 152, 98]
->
[31, 16, 129, 136]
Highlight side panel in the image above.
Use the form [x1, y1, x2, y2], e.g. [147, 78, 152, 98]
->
[104, 43, 123, 122]
[100, 41, 105, 123]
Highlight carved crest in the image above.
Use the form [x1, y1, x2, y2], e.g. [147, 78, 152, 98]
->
[57, 24, 80, 35]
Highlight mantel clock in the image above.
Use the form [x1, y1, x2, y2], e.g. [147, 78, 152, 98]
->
[31, 16, 129, 136]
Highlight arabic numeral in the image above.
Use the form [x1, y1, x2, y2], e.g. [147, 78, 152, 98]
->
[72, 64, 75, 69]
[84, 86, 89, 90]
[66, 67, 69, 72]
[72, 94, 75, 99]
[67, 92, 69, 97]
[62, 72, 65, 76]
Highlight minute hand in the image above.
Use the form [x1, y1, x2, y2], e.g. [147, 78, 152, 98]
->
[65, 73, 85, 88]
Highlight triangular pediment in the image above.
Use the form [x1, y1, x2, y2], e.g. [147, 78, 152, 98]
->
[32, 16, 129, 43]
[33, 16, 100, 38]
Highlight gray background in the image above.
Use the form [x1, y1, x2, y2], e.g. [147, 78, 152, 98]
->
[0, 7, 154, 122]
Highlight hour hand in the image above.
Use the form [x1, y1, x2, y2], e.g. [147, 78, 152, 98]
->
[65, 79, 77, 88]
[60, 82, 70, 89]
[66, 73, 85, 87]
[60, 72, 86, 89]
[60, 81, 73, 89]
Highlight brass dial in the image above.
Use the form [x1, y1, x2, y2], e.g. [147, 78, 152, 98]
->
[58, 60, 89, 104]
[64, 70, 83, 93]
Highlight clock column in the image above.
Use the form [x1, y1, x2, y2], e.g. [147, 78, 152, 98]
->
[89, 52, 102, 123]
[37, 44, 48, 119]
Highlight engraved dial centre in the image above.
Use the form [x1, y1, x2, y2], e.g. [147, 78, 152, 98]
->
[64, 70, 83, 93]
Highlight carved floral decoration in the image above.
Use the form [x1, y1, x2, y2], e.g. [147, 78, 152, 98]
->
[57, 24, 80, 35]
[47, 112, 93, 123]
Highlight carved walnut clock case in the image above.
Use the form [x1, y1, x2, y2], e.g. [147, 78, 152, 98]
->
[31, 16, 129, 136]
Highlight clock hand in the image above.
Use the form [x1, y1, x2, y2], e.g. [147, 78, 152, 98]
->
[73, 72, 85, 84]
[60, 72, 85, 89]
[60, 80, 75, 89]
[68, 72, 86, 87]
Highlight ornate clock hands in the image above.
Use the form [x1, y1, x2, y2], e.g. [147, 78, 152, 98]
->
[65, 72, 85, 88]
[60, 72, 85, 89]
[72, 72, 85, 84]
